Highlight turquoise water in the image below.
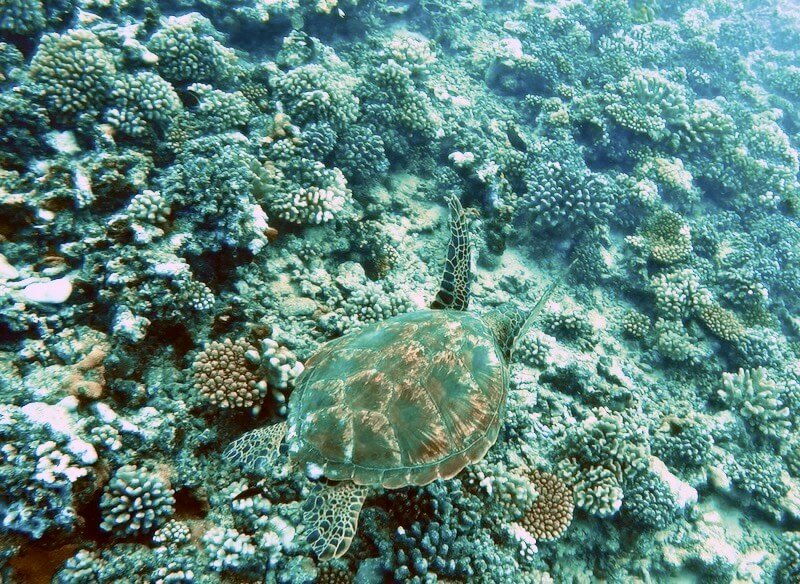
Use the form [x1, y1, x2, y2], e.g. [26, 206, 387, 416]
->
[1, 0, 800, 581]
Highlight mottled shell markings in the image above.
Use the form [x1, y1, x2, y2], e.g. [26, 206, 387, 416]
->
[288, 309, 507, 487]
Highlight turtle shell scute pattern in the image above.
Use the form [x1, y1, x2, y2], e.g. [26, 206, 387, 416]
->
[287, 310, 507, 489]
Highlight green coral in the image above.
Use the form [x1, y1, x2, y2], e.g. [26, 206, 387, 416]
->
[605, 68, 690, 143]
[147, 13, 235, 86]
[718, 368, 791, 444]
[0, 0, 44, 37]
[557, 407, 650, 518]
[106, 72, 182, 138]
[29, 29, 116, 119]
[629, 210, 692, 265]
[100, 464, 175, 536]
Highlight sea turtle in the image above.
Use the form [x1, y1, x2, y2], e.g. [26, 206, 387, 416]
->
[224, 196, 559, 560]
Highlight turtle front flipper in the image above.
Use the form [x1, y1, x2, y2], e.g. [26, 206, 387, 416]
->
[303, 481, 368, 560]
[223, 421, 287, 475]
[431, 195, 472, 311]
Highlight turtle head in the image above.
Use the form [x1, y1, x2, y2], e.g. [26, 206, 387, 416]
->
[484, 274, 563, 363]
[484, 304, 533, 363]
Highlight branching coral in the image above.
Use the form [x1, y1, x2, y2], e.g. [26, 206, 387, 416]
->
[726, 450, 789, 521]
[100, 464, 175, 536]
[718, 368, 791, 444]
[627, 210, 692, 265]
[192, 339, 266, 410]
[147, 14, 235, 86]
[621, 471, 677, 529]
[606, 68, 690, 143]
[274, 63, 359, 129]
[556, 407, 650, 518]
[517, 470, 574, 541]
[29, 29, 116, 119]
[161, 133, 269, 253]
[106, 72, 182, 138]
[270, 162, 351, 225]
[0, 402, 96, 540]
[522, 156, 613, 233]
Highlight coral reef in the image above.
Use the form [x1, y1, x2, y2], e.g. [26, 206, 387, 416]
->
[1, 0, 800, 580]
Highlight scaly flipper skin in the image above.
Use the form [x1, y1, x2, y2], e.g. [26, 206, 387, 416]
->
[431, 195, 471, 311]
[223, 421, 287, 475]
[303, 481, 368, 560]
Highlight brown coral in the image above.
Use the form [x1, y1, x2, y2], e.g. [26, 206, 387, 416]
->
[519, 470, 574, 541]
[317, 561, 353, 584]
[696, 302, 744, 342]
[641, 210, 692, 265]
[192, 338, 266, 409]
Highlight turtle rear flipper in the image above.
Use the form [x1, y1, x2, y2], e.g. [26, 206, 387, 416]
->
[303, 482, 368, 560]
[223, 421, 287, 475]
[431, 195, 472, 311]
